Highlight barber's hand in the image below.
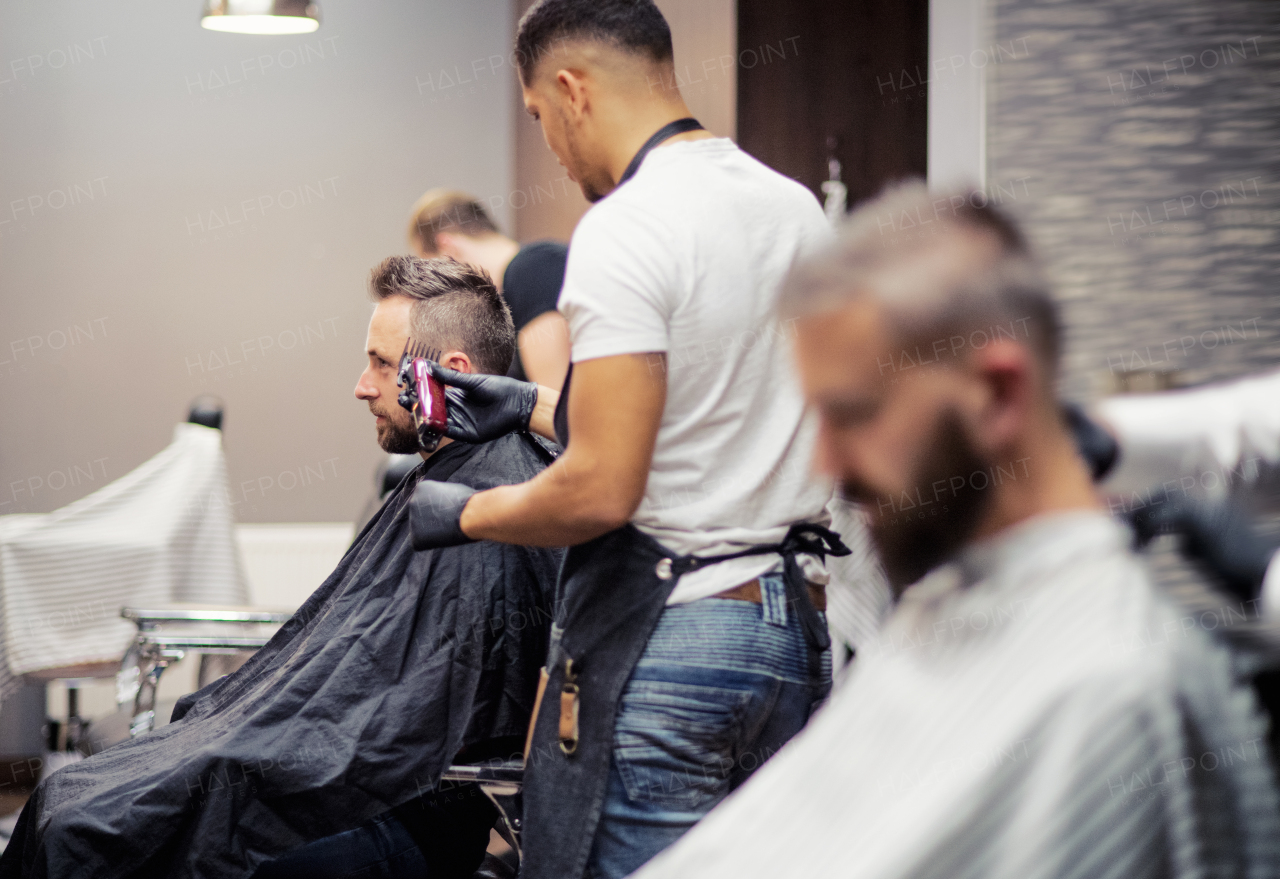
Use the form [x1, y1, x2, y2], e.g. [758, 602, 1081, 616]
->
[426, 361, 539, 444]
[1131, 491, 1278, 603]
[410, 480, 478, 549]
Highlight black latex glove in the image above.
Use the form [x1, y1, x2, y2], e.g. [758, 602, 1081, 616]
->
[424, 362, 539, 444]
[410, 481, 478, 549]
[1130, 490, 1278, 603]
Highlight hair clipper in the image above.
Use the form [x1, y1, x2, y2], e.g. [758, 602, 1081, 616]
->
[396, 339, 448, 452]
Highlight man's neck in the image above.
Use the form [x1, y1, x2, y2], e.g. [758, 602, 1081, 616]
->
[603, 101, 715, 190]
[969, 425, 1103, 544]
[418, 435, 453, 462]
[468, 236, 521, 293]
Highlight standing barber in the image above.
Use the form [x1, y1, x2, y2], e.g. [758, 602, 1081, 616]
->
[410, 2, 844, 877]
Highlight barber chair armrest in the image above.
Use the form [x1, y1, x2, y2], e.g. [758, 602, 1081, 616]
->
[121, 605, 293, 627]
[439, 759, 525, 790]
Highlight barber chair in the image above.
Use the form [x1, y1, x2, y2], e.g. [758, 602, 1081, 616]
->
[113, 604, 528, 873]
[440, 759, 525, 873]
[116, 606, 290, 736]
[187, 394, 224, 431]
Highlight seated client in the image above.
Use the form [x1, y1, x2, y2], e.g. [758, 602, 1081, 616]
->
[0, 257, 562, 879]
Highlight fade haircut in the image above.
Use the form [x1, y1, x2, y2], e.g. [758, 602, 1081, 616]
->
[780, 181, 1062, 382]
[515, 0, 674, 84]
[369, 256, 516, 376]
[406, 189, 499, 257]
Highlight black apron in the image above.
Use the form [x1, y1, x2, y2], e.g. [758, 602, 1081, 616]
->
[521, 522, 847, 879]
[521, 117, 849, 879]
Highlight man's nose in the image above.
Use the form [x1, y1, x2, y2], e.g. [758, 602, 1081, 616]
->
[354, 368, 377, 400]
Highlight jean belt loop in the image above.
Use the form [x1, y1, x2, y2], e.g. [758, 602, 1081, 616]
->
[762, 571, 788, 628]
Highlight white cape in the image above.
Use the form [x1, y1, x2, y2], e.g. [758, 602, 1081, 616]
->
[0, 424, 247, 700]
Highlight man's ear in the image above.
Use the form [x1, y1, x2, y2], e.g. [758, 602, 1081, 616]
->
[969, 339, 1034, 455]
[439, 350, 474, 375]
[556, 68, 588, 119]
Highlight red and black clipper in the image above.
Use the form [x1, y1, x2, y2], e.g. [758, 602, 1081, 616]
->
[396, 339, 449, 453]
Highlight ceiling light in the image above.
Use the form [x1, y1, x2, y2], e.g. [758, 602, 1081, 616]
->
[201, 0, 320, 35]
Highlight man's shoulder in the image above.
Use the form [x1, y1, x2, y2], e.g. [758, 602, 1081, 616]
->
[577, 141, 823, 238]
[448, 432, 557, 491]
[1008, 548, 1248, 721]
[1025, 548, 1190, 672]
[652, 140, 825, 218]
[895, 536, 1204, 693]
[513, 239, 568, 262]
[508, 241, 568, 283]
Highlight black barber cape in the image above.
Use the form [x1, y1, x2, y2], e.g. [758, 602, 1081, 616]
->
[1, 434, 561, 879]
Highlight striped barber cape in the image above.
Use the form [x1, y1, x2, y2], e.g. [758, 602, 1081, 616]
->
[631, 510, 1280, 879]
[0, 423, 247, 701]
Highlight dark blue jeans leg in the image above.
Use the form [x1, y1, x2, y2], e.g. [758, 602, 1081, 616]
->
[249, 814, 428, 879]
[585, 573, 831, 879]
[250, 784, 496, 879]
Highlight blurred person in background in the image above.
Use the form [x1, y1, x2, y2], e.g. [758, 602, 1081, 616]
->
[1095, 367, 1280, 614]
[408, 189, 570, 389]
[628, 184, 1280, 879]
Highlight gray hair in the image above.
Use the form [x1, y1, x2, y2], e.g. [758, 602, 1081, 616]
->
[780, 182, 1061, 380]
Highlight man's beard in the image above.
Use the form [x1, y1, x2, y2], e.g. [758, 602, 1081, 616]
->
[372, 404, 420, 455]
[850, 409, 995, 593]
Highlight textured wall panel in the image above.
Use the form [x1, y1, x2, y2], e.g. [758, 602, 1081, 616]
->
[986, 0, 1280, 400]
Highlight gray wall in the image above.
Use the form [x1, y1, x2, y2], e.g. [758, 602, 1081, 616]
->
[986, 0, 1280, 400]
[0, 0, 515, 522]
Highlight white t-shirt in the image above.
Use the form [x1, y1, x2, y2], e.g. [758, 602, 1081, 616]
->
[558, 137, 835, 604]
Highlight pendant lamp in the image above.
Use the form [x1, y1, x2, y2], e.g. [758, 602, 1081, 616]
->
[201, 0, 320, 35]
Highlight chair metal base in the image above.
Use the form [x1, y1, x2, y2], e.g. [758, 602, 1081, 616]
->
[440, 760, 525, 863]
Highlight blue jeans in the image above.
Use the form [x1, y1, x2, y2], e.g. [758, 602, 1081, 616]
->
[249, 783, 496, 879]
[586, 572, 831, 879]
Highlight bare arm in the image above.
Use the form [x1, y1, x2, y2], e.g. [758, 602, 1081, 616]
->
[459, 352, 666, 546]
[519, 311, 572, 391]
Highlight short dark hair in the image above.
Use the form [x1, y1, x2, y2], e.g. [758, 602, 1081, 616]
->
[515, 0, 674, 83]
[369, 256, 516, 376]
[407, 189, 500, 256]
